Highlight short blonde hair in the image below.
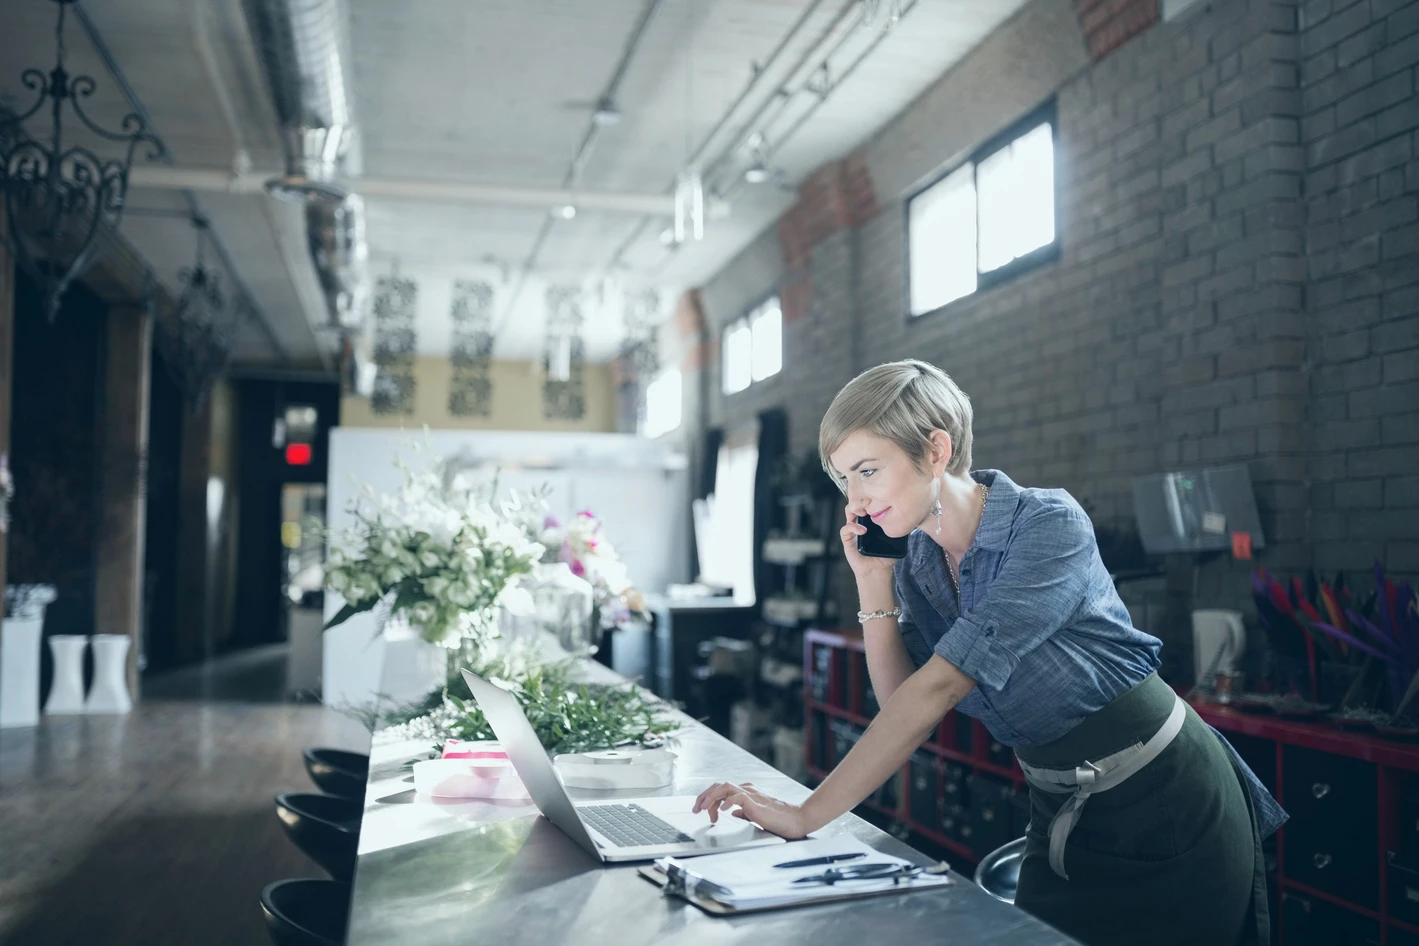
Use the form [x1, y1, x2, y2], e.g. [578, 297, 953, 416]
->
[819, 359, 974, 489]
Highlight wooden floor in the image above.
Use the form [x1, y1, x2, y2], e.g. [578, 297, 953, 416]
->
[0, 645, 370, 946]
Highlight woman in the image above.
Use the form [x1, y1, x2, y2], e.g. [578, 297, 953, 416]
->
[694, 360, 1284, 946]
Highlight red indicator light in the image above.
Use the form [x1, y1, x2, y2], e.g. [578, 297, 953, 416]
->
[286, 443, 312, 466]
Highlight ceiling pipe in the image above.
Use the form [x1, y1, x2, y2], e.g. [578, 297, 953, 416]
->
[126, 165, 731, 217]
[189, 0, 332, 371]
[242, 0, 370, 332]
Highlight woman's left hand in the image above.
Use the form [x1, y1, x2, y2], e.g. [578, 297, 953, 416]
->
[692, 782, 812, 839]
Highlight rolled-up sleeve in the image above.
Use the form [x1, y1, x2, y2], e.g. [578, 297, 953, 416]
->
[932, 501, 1093, 690]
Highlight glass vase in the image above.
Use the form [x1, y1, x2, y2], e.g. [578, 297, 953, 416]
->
[443, 609, 497, 684]
[528, 562, 596, 657]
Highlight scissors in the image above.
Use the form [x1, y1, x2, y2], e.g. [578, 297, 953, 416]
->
[790, 861, 951, 886]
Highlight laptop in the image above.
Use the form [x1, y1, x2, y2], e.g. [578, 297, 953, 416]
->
[460, 667, 786, 862]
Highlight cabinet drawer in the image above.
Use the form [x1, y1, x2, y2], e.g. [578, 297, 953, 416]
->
[1281, 746, 1377, 908]
[1390, 852, 1419, 927]
[1282, 747, 1375, 837]
[1280, 892, 1378, 946]
[909, 751, 939, 827]
[1284, 831, 1377, 910]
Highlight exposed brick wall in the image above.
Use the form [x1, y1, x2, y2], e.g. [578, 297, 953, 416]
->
[1300, 0, 1419, 577]
[672, 0, 1419, 671]
[777, 151, 879, 268]
[1076, 0, 1163, 61]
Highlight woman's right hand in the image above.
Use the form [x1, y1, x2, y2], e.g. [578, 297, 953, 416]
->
[840, 503, 898, 583]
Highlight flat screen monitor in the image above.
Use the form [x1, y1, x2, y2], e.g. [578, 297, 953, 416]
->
[1131, 465, 1265, 555]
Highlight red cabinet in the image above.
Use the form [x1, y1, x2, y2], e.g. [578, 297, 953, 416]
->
[805, 627, 1419, 945]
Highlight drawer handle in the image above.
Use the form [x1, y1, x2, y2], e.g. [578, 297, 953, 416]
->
[1311, 783, 1331, 800]
[1313, 853, 1332, 870]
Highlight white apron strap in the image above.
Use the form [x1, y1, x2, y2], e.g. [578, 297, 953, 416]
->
[1018, 692, 1187, 880]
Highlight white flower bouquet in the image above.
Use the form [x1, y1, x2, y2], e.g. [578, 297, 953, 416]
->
[547, 510, 649, 629]
[4, 583, 56, 620]
[325, 449, 544, 648]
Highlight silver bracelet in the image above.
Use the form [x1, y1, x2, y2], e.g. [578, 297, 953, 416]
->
[857, 607, 901, 624]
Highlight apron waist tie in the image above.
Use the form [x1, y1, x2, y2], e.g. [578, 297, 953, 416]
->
[1017, 691, 1187, 880]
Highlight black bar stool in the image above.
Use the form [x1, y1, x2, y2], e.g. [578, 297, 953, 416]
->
[274, 792, 362, 881]
[974, 836, 1026, 904]
[260, 878, 350, 946]
[302, 748, 369, 802]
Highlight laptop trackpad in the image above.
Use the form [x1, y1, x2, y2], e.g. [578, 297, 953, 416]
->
[631, 796, 785, 849]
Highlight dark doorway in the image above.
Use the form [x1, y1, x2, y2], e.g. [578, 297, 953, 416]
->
[231, 378, 339, 656]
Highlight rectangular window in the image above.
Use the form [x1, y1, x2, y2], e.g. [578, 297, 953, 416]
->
[722, 320, 753, 395]
[907, 102, 1057, 318]
[641, 368, 682, 438]
[750, 302, 781, 382]
[722, 295, 781, 394]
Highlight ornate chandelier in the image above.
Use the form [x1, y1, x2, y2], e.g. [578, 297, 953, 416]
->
[153, 217, 242, 409]
[0, 0, 163, 319]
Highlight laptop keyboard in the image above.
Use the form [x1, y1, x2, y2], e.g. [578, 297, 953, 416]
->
[580, 803, 694, 848]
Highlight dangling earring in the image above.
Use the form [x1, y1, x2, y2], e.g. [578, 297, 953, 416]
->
[930, 477, 944, 534]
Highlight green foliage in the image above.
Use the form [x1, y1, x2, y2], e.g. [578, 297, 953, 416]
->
[440, 671, 679, 756]
[372, 645, 680, 759]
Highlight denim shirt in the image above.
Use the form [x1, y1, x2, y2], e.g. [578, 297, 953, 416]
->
[895, 469, 1287, 838]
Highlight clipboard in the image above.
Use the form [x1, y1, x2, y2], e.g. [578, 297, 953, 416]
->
[636, 862, 956, 916]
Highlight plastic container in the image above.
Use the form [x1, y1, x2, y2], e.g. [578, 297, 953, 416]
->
[413, 757, 528, 799]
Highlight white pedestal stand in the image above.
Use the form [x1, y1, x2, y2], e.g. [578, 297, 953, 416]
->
[43, 634, 88, 714]
[85, 634, 133, 715]
[0, 616, 44, 728]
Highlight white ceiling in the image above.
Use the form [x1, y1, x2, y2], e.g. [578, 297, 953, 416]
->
[0, 0, 1030, 367]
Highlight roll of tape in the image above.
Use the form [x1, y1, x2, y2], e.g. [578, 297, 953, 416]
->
[553, 747, 676, 790]
[585, 749, 635, 765]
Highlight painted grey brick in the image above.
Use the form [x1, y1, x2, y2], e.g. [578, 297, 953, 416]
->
[1384, 350, 1419, 382]
[1334, 72, 1416, 129]
[1374, 30, 1419, 78]
[1348, 446, 1417, 477]
[1301, 1, 1373, 58]
[1387, 476, 1419, 507]
[1382, 414, 1419, 444]
[1349, 380, 1419, 417]
[1316, 418, 1382, 449]
[1336, 22, 1388, 69]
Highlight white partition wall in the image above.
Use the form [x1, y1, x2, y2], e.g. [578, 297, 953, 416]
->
[322, 428, 690, 708]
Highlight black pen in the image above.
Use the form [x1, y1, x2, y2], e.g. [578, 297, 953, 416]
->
[773, 852, 868, 870]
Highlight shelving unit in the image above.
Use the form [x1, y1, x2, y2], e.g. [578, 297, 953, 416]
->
[806, 627, 1419, 946]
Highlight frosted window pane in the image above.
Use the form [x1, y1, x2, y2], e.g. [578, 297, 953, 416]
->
[751, 305, 782, 381]
[722, 321, 752, 394]
[642, 369, 682, 438]
[908, 163, 978, 315]
[978, 122, 1055, 273]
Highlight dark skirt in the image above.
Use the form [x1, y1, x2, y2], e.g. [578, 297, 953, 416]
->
[1013, 673, 1268, 946]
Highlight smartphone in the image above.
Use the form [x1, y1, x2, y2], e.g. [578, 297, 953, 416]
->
[856, 515, 909, 559]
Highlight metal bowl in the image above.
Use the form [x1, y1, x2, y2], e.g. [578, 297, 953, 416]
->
[973, 836, 1026, 904]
